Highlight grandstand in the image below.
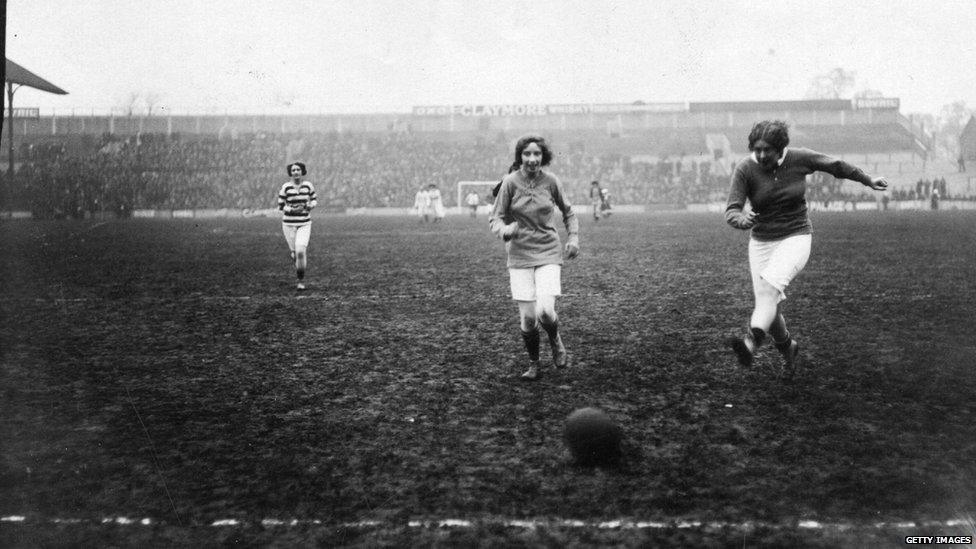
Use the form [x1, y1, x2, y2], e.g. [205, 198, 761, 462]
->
[3, 98, 974, 218]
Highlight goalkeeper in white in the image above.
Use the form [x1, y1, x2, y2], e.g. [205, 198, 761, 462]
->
[277, 162, 318, 290]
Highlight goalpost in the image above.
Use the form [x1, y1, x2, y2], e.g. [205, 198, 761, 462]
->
[456, 181, 498, 214]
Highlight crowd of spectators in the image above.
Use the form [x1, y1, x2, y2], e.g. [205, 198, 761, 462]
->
[908, 177, 949, 200]
[1, 132, 969, 218]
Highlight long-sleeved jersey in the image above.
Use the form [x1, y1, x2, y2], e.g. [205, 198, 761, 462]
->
[278, 180, 317, 225]
[725, 147, 873, 241]
[489, 168, 579, 268]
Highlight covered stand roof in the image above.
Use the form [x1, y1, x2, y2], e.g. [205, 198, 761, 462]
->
[5, 58, 68, 95]
[3, 60, 69, 176]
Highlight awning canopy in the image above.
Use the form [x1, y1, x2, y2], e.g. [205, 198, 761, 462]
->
[5, 58, 68, 95]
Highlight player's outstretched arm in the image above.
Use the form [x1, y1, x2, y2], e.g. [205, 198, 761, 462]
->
[866, 176, 889, 191]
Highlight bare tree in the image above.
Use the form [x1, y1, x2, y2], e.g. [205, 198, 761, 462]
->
[907, 101, 974, 159]
[935, 101, 973, 158]
[144, 92, 162, 116]
[805, 68, 857, 99]
[119, 91, 141, 117]
[116, 91, 164, 116]
[853, 89, 884, 99]
[939, 101, 972, 130]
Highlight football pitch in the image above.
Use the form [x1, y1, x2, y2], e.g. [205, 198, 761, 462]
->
[1, 211, 975, 547]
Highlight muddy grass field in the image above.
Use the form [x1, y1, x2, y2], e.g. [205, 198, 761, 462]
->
[1, 211, 974, 547]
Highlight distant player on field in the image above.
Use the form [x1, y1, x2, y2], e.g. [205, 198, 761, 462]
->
[414, 186, 432, 223]
[589, 180, 612, 221]
[489, 135, 579, 381]
[465, 190, 481, 217]
[600, 187, 612, 218]
[428, 184, 446, 222]
[724, 120, 888, 374]
[277, 162, 317, 291]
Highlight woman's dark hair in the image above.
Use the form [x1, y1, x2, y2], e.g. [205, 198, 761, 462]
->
[287, 162, 307, 176]
[513, 135, 553, 167]
[747, 120, 790, 153]
[492, 162, 521, 198]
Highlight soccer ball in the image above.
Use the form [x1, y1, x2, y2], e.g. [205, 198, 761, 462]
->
[563, 407, 622, 466]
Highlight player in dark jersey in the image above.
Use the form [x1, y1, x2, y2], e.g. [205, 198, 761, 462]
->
[589, 180, 612, 221]
[724, 121, 888, 375]
[489, 137, 579, 381]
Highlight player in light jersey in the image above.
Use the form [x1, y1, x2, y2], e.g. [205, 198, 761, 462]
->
[414, 186, 432, 223]
[277, 162, 317, 290]
[465, 190, 481, 217]
[489, 136, 580, 381]
[428, 184, 446, 222]
[724, 120, 888, 375]
[599, 187, 613, 218]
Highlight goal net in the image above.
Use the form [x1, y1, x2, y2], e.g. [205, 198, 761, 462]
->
[456, 181, 498, 213]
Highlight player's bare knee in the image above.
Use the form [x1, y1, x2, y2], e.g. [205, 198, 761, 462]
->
[538, 308, 558, 327]
[536, 300, 556, 323]
[755, 278, 780, 302]
[519, 312, 538, 332]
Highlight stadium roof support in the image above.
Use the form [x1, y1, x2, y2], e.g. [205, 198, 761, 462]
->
[4, 58, 69, 187]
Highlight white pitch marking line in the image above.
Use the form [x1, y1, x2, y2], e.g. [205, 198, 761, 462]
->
[438, 519, 473, 528]
[503, 520, 538, 529]
[637, 521, 669, 528]
[0, 294, 459, 305]
[0, 516, 26, 522]
[1, 516, 974, 532]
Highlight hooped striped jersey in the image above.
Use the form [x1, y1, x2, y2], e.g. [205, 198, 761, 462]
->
[278, 180, 317, 225]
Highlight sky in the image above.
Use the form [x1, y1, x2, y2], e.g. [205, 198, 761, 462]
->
[6, 0, 976, 117]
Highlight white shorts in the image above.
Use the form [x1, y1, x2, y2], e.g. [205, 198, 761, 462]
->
[282, 223, 311, 252]
[748, 234, 811, 302]
[509, 264, 561, 301]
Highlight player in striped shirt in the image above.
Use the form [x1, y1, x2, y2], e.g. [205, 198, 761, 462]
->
[277, 162, 317, 290]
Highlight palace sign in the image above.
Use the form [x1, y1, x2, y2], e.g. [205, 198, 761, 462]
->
[3, 107, 41, 118]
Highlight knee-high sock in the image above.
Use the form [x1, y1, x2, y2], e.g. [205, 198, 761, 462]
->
[295, 251, 306, 280]
[521, 329, 540, 361]
[769, 313, 790, 344]
[540, 319, 559, 344]
[750, 327, 767, 348]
